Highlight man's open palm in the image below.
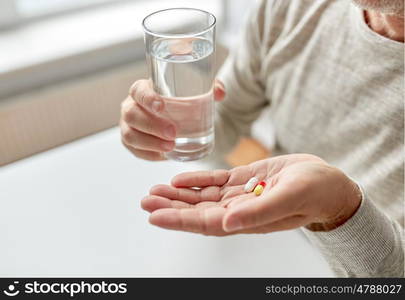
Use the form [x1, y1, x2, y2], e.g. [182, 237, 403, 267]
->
[142, 154, 361, 235]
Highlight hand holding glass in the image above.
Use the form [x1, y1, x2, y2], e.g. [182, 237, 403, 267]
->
[143, 8, 216, 161]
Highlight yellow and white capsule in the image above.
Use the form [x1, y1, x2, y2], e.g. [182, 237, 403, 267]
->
[253, 184, 264, 196]
[253, 181, 266, 196]
[244, 177, 259, 193]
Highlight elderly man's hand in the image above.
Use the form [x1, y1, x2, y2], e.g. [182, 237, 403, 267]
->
[141, 154, 362, 236]
[120, 79, 225, 161]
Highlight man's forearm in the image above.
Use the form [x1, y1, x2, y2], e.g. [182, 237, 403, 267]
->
[303, 187, 404, 277]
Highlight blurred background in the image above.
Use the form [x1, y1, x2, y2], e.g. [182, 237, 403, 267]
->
[0, 0, 273, 167]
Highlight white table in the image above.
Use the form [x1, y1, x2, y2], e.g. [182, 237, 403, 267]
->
[0, 128, 333, 277]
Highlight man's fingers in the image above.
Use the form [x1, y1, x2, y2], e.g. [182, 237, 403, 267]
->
[222, 184, 297, 232]
[149, 207, 226, 235]
[121, 122, 166, 161]
[121, 100, 176, 141]
[130, 79, 224, 107]
[147, 206, 307, 236]
[226, 165, 258, 186]
[129, 79, 164, 113]
[150, 184, 221, 204]
[141, 195, 192, 212]
[121, 124, 174, 152]
[171, 170, 230, 188]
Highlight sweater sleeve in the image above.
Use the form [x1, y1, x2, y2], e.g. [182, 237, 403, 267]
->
[213, 0, 268, 159]
[303, 184, 405, 277]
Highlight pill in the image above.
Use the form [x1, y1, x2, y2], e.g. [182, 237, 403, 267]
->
[254, 184, 264, 196]
[244, 177, 259, 193]
[258, 181, 266, 188]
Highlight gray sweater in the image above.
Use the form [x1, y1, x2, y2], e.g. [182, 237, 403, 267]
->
[215, 0, 404, 277]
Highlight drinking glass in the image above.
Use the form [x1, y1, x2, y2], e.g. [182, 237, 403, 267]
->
[143, 8, 216, 161]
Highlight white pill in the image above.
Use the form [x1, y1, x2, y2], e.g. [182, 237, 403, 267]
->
[244, 177, 259, 193]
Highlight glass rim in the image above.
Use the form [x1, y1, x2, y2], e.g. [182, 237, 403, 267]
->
[142, 7, 216, 38]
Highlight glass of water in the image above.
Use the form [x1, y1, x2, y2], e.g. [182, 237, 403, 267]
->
[142, 8, 216, 162]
